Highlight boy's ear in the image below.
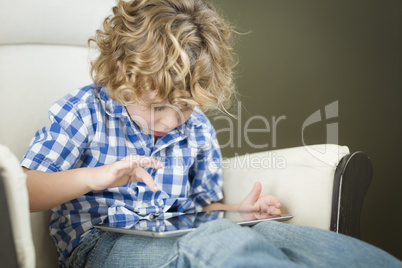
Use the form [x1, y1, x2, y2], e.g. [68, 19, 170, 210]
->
[116, 61, 122, 70]
[114, 61, 122, 74]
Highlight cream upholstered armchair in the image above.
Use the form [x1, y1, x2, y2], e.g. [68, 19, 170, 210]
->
[0, 1, 373, 267]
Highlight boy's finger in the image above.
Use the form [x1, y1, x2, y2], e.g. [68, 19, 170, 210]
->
[133, 167, 158, 192]
[242, 182, 262, 205]
[263, 195, 281, 209]
[268, 207, 282, 215]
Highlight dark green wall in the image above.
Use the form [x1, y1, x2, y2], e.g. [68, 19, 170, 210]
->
[209, 0, 402, 260]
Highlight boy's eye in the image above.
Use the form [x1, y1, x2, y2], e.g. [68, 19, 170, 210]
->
[153, 106, 166, 112]
[181, 107, 193, 112]
[152, 105, 193, 112]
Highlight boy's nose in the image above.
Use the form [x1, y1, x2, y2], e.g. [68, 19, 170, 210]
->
[159, 110, 180, 129]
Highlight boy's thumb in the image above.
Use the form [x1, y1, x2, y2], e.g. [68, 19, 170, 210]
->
[244, 182, 262, 204]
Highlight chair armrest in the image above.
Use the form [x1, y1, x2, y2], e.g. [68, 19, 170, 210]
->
[0, 144, 35, 268]
[222, 144, 350, 230]
[0, 170, 19, 267]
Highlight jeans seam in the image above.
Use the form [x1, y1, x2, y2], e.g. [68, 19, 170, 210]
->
[179, 247, 216, 268]
[85, 231, 110, 267]
[158, 254, 179, 268]
[70, 237, 96, 268]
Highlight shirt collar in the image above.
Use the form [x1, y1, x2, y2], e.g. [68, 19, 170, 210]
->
[97, 86, 127, 118]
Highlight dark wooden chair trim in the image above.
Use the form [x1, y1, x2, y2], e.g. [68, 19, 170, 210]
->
[330, 151, 373, 239]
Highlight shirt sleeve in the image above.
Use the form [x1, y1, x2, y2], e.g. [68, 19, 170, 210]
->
[189, 124, 224, 210]
[21, 97, 89, 172]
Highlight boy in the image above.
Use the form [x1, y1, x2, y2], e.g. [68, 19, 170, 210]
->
[22, 0, 402, 267]
[22, 0, 281, 266]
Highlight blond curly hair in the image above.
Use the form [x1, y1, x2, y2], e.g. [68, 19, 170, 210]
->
[89, 0, 236, 112]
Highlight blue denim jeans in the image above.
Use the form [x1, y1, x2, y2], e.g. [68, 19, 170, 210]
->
[66, 219, 401, 268]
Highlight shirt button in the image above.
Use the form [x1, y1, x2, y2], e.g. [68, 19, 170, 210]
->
[149, 215, 155, 220]
[142, 203, 149, 208]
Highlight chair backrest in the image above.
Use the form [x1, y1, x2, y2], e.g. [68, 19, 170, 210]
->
[0, 0, 114, 159]
[0, 1, 115, 267]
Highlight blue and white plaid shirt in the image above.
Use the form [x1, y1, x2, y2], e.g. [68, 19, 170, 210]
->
[21, 84, 223, 265]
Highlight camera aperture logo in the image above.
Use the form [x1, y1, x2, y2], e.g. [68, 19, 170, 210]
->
[302, 101, 339, 165]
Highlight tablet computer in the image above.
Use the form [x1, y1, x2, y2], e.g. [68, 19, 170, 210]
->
[94, 211, 293, 238]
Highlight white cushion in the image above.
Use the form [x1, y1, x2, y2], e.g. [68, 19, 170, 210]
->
[222, 144, 350, 230]
[30, 211, 57, 268]
[0, 0, 114, 46]
[0, 45, 93, 159]
[0, 144, 35, 268]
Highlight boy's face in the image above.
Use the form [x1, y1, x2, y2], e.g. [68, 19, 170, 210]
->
[125, 91, 193, 137]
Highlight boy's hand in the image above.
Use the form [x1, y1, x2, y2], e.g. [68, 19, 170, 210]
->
[238, 182, 281, 215]
[87, 155, 163, 192]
